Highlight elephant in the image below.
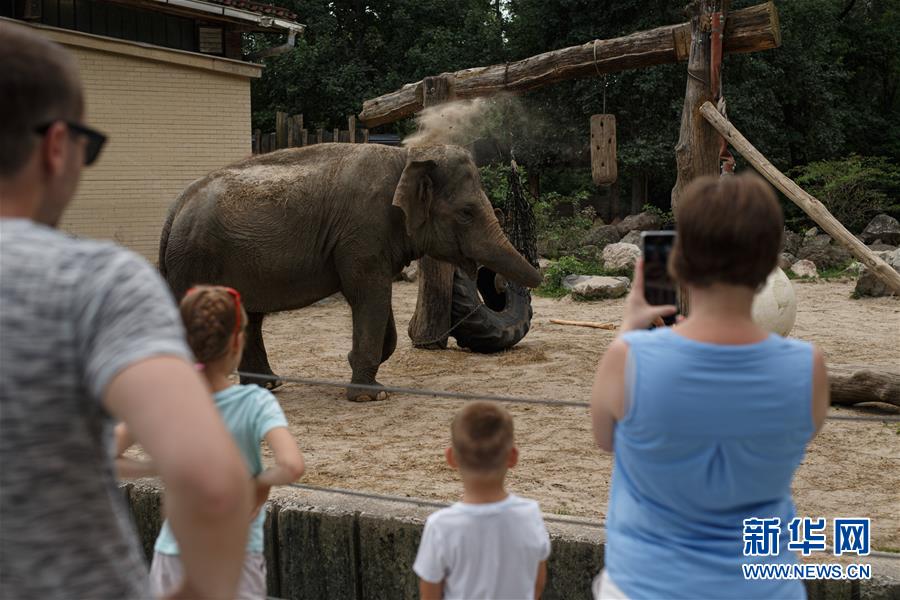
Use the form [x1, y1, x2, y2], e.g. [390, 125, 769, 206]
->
[159, 143, 542, 401]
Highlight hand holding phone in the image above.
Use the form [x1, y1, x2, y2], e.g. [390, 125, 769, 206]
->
[640, 231, 679, 327]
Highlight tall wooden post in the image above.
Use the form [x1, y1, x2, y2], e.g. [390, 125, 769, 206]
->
[670, 0, 720, 211]
[408, 75, 457, 349]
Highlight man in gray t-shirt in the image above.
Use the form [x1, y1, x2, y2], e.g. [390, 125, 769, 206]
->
[0, 24, 252, 599]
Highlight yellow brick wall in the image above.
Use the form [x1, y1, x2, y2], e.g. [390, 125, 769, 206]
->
[56, 38, 255, 260]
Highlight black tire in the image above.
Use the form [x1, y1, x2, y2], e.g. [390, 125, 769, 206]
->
[450, 266, 533, 353]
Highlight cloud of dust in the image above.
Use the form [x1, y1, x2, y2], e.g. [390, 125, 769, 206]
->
[403, 98, 493, 148]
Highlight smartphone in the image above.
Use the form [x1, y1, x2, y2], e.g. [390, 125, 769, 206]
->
[640, 231, 678, 326]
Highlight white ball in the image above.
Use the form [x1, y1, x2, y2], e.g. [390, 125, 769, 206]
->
[752, 267, 797, 336]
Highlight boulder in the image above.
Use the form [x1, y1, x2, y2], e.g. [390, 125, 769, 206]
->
[782, 229, 802, 255]
[796, 234, 851, 269]
[620, 230, 643, 246]
[854, 249, 900, 297]
[791, 259, 818, 279]
[616, 211, 661, 236]
[751, 268, 797, 336]
[562, 275, 630, 300]
[537, 237, 562, 259]
[583, 224, 621, 248]
[861, 214, 900, 245]
[601, 242, 641, 272]
[400, 261, 418, 283]
[868, 243, 897, 252]
[804, 226, 819, 239]
[778, 252, 797, 271]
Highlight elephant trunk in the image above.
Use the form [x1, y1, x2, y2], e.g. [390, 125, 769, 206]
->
[469, 222, 542, 288]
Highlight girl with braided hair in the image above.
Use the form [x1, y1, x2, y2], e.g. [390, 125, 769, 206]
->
[115, 285, 304, 599]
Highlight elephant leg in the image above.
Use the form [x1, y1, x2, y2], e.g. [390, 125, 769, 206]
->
[343, 283, 392, 402]
[381, 306, 397, 364]
[239, 312, 282, 391]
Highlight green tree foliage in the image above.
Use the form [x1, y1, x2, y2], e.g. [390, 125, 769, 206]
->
[250, 0, 899, 223]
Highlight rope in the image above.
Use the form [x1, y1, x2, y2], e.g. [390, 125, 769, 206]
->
[236, 370, 900, 422]
[286, 483, 900, 560]
[412, 302, 482, 348]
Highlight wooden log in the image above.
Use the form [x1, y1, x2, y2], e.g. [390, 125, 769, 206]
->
[828, 365, 900, 408]
[292, 114, 303, 146]
[362, 129, 369, 144]
[359, 2, 780, 127]
[590, 114, 617, 185]
[348, 115, 357, 143]
[286, 117, 295, 148]
[699, 102, 900, 295]
[671, 0, 720, 211]
[549, 318, 616, 330]
[300, 129, 308, 147]
[408, 75, 458, 350]
[276, 111, 287, 149]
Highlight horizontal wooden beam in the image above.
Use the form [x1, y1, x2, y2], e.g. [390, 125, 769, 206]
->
[359, 2, 780, 127]
[698, 101, 900, 296]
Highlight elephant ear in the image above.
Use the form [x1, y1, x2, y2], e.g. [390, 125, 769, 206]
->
[392, 157, 437, 237]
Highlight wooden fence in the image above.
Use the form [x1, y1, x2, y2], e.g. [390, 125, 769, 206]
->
[252, 112, 370, 154]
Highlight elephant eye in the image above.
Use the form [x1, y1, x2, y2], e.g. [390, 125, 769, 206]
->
[460, 207, 475, 222]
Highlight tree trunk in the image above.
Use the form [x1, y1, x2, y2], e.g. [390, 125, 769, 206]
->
[631, 171, 648, 214]
[671, 0, 721, 211]
[828, 365, 900, 408]
[359, 2, 781, 127]
[407, 76, 458, 350]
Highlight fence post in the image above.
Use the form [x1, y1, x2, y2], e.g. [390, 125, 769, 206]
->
[362, 129, 369, 143]
[276, 112, 288, 149]
[292, 115, 303, 147]
[348, 115, 357, 143]
[333, 127, 340, 143]
[317, 128, 325, 145]
[253, 129, 261, 153]
[301, 129, 308, 146]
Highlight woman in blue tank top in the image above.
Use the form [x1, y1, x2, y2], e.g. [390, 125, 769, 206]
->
[590, 174, 830, 600]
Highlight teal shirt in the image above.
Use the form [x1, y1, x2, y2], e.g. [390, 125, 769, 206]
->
[154, 384, 289, 555]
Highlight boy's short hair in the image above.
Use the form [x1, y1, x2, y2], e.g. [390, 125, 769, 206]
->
[451, 402, 514, 472]
[670, 173, 783, 289]
[0, 25, 84, 177]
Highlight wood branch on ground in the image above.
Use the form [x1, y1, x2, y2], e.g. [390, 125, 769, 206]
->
[828, 365, 900, 408]
[359, 2, 780, 127]
[699, 101, 900, 295]
[549, 318, 617, 330]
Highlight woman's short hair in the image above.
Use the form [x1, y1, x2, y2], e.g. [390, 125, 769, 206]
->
[670, 174, 783, 289]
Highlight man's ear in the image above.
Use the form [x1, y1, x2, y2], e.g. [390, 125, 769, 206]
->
[507, 446, 519, 469]
[41, 121, 70, 177]
[392, 157, 437, 237]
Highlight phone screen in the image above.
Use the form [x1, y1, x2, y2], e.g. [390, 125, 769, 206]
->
[641, 231, 678, 326]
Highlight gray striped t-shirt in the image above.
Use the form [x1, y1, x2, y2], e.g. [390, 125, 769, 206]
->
[0, 218, 191, 599]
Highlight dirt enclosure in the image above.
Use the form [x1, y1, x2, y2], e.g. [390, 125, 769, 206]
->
[261, 279, 900, 551]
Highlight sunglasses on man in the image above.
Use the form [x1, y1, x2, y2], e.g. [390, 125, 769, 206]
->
[33, 121, 107, 166]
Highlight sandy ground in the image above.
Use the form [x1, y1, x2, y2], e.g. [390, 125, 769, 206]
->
[253, 278, 900, 550]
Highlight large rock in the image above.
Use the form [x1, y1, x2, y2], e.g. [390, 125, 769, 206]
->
[791, 259, 818, 278]
[616, 211, 661, 236]
[782, 228, 802, 255]
[583, 224, 621, 248]
[538, 257, 552, 277]
[574, 244, 600, 262]
[855, 249, 900, 297]
[861, 214, 900, 245]
[619, 230, 643, 246]
[562, 275, 630, 300]
[796, 233, 851, 269]
[601, 242, 641, 272]
[778, 252, 797, 271]
[868, 243, 897, 252]
[537, 237, 563, 259]
[751, 268, 797, 336]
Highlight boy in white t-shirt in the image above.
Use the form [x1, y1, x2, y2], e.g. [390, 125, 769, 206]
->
[413, 402, 551, 600]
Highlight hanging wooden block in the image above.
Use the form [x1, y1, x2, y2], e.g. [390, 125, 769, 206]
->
[590, 114, 617, 185]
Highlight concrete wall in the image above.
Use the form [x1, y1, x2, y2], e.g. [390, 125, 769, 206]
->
[123, 483, 900, 600]
[8, 20, 261, 260]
